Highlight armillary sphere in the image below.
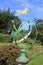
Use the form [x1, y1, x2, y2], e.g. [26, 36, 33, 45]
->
[11, 20, 34, 44]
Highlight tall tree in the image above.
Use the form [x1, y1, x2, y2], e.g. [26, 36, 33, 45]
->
[34, 19, 43, 44]
[0, 8, 21, 33]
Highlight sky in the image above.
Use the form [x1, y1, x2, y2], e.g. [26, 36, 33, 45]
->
[0, 0, 43, 24]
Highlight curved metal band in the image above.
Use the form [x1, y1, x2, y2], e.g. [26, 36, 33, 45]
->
[13, 30, 32, 43]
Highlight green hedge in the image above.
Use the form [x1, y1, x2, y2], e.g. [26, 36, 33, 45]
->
[0, 33, 11, 43]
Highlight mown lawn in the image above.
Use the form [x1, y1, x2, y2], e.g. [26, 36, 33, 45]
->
[27, 53, 43, 65]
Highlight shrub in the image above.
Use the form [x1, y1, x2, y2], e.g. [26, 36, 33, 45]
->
[0, 44, 20, 65]
[33, 44, 43, 53]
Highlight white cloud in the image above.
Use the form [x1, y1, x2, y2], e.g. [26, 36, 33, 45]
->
[10, 0, 26, 3]
[0, 0, 35, 10]
[37, 7, 43, 12]
[1, 0, 43, 14]
[32, 0, 42, 2]
[33, 7, 43, 13]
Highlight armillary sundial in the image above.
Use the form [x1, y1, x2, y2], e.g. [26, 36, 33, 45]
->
[11, 19, 32, 44]
[11, 8, 37, 65]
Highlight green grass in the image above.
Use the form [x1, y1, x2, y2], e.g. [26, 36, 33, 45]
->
[27, 54, 43, 65]
[0, 42, 13, 47]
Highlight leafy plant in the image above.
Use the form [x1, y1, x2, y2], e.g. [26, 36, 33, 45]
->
[0, 44, 20, 65]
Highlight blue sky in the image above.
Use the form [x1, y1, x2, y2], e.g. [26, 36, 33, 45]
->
[0, 0, 43, 23]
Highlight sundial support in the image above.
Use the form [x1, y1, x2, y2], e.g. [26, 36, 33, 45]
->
[16, 49, 29, 65]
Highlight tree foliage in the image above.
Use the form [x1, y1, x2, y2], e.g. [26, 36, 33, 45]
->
[30, 19, 43, 45]
[0, 8, 21, 33]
